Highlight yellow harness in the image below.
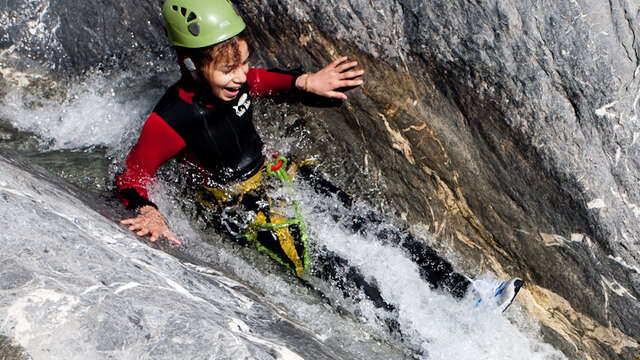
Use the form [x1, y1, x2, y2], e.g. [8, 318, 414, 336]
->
[197, 159, 309, 277]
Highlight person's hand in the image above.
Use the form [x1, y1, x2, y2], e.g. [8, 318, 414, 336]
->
[296, 56, 364, 100]
[120, 205, 181, 245]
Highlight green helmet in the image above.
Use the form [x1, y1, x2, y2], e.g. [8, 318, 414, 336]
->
[162, 0, 246, 48]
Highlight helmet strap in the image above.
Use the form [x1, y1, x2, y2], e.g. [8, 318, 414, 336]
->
[179, 56, 203, 88]
[183, 57, 197, 72]
[183, 57, 203, 84]
[178, 53, 215, 99]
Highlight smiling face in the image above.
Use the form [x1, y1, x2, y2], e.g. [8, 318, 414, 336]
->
[200, 39, 249, 101]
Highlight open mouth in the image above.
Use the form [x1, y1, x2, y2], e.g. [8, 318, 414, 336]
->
[223, 86, 240, 97]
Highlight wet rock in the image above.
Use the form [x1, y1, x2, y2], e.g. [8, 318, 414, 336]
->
[0, 335, 31, 360]
[236, 1, 640, 357]
[0, 260, 33, 289]
[2, 0, 640, 358]
[0, 155, 393, 359]
[0, 0, 168, 72]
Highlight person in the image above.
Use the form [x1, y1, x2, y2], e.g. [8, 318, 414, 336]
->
[117, 0, 363, 245]
[117, 0, 522, 313]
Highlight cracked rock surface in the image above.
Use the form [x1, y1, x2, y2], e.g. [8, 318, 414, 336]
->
[1, 0, 639, 358]
[237, 1, 640, 358]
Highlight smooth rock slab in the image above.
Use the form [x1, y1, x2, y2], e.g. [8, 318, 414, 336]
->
[0, 155, 385, 360]
[2, 0, 640, 358]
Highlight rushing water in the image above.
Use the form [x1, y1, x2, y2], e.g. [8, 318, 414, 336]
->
[0, 65, 567, 359]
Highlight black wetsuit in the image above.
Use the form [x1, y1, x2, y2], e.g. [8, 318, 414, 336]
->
[117, 69, 470, 312]
[117, 68, 295, 207]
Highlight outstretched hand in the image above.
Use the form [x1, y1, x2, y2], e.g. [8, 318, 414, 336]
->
[297, 56, 364, 100]
[121, 205, 181, 246]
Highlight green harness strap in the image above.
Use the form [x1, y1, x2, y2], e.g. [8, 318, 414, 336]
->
[244, 155, 311, 277]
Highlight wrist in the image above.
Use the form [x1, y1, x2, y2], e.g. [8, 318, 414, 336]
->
[296, 73, 312, 92]
[139, 205, 158, 214]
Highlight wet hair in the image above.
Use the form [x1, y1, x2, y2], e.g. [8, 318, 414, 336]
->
[201, 32, 251, 68]
[175, 31, 250, 77]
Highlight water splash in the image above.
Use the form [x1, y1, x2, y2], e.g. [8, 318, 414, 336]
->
[294, 191, 565, 359]
[0, 67, 174, 154]
[0, 65, 566, 358]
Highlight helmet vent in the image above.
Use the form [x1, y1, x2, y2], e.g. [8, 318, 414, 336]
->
[187, 11, 197, 22]
[180, 7, 187, 16]
[188, 22, 200, 36]
[171, 5, 178, 11]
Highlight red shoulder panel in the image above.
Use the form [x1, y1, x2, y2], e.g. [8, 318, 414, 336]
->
[116, 112, 186, 202]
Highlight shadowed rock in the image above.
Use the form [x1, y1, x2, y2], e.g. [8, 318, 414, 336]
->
[1, 0, 639, 358]
[0, 336, 31, 360]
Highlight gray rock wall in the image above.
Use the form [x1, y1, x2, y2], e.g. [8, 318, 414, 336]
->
[1, 0, 639, 358]
[239, 1, 640, 358]
[0, 335, 30, 360]
[0, 0, 167, 72]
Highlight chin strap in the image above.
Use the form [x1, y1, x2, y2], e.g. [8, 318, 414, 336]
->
[184, 57, 197, 72]
[182, 56, 208, 92]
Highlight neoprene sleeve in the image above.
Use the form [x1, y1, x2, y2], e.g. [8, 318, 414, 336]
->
[117, 69, 295, 208]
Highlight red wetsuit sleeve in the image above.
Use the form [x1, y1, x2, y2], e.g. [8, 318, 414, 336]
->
[116, 112, 186, 207]
[247, 68, 296, 97]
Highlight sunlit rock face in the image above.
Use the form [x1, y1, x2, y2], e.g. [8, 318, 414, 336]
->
[236, 1, 640, 358]
[2, 0, 639, 358]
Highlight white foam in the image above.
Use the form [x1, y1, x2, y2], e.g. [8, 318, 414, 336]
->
[4, 289, 80, 346]
[0, 66, 567, 358]
[298, 194, 565, 359]
[0, 71, 166, 152]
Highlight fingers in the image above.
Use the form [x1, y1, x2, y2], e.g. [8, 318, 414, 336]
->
[165, 231, 181, 246]
[120, 211, 180, 245]
[126, 219, 146, 232]
[339, 79, 364, 88]
[326, 91, 348, 100]
[129, 221, 147, 234]
[329, 56, 348, 67]
[339, 69, 365, 80]
[136, 228, 150, 237]
[335, 60, 359, 72]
